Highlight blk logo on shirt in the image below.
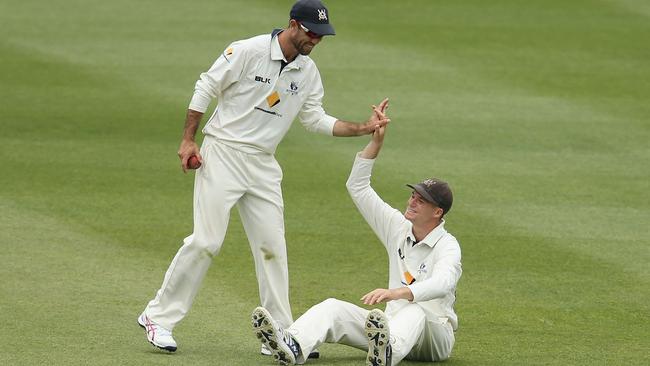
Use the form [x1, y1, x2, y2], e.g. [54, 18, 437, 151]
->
[255, 76, 271, 84]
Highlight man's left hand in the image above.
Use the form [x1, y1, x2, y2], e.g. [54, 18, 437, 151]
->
[363, 98, 390, 135]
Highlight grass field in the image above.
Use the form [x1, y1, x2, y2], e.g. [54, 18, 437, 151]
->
[1, 0, 649, 365]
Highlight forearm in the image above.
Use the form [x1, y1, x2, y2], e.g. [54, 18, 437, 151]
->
[392, 287, 414, 301]
[359, 139, 383, 159]
[333, 120, 374, 137]
[408, 256, 462, 302]
[361, 286, 414, 305]
[182, 109, 204, 141]
[332, 98, 390, 137]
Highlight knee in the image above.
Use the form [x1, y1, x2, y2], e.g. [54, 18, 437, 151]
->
[318, 298, 341, 308]
[187, 236, 221, 257]
[303, 298, 350, 323]
[256, 245, 287, 262]
[311, 298, 347, 314]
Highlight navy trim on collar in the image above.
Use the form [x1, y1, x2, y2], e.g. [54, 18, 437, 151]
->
[270, 28, 302, 71]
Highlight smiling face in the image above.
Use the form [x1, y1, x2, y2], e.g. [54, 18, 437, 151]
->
[404, 191, 444, 225]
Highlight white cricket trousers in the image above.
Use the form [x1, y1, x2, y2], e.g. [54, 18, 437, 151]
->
[144, 137, 293, 330]
[288, 298, 454, 365]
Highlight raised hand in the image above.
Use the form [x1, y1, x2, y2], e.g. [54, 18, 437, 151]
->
[367, 98, 390, 130]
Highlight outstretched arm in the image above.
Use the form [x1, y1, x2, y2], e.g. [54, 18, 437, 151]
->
[358, 123, 386, 159]
[332, 98, 390, 137]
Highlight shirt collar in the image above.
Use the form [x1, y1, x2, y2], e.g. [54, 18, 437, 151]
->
[270, 30, 288, 62]
[408, 219, 447, 248]
[270, 29, 304, 69]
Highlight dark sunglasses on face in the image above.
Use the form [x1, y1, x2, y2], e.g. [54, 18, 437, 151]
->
[298, 22, 323, 39]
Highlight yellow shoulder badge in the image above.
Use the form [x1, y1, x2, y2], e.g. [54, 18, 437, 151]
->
[223, 47, 234, 62]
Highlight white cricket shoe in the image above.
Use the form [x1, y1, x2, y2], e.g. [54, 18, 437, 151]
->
[365, 309, 392, 366]
[252, 307, 302, 365]
[262, 344, 320, 359]
[138, 313, 177, 352]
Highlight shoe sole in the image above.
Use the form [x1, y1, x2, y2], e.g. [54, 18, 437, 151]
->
[138, 316, 177, 352]
[252, 307, 296, 365]
[365, 309, 390, 366]
[263, 346, 319, 359]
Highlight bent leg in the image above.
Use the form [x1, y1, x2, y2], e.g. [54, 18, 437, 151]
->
[388, 304, 427, 365]
[144, 141, 244, 330]
[405, 316, 455, 362]
[289, 298, 369, 363]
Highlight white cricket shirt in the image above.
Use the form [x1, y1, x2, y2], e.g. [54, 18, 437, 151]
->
[346, 154, 462, 330]
[189, 30, 338, 154]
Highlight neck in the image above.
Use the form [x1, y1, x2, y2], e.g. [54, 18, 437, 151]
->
[277, 30, 298, 62]
[412, 220, 441, 242]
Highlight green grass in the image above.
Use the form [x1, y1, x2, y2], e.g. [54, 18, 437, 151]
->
[1, 0, 649, 365]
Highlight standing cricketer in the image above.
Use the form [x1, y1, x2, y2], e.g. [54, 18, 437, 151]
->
[251, 122, 461, 365]
[137, 0, 390, 353]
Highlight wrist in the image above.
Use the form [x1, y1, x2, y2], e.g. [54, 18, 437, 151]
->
[397, 287, 414, 301]
[361, 122, 372, 136]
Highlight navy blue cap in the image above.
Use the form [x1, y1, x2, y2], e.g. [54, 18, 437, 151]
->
[290, 0, 335, 36]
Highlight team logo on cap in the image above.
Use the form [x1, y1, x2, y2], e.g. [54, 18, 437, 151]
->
[423, 179, 437, 187]
[317, 9, 327, 20]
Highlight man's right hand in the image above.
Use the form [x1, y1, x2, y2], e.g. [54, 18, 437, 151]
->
[178, 139, 202, 173]
[358, 98, 390, 135]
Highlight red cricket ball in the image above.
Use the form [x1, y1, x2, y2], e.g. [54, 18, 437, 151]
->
[188, 155, 201, 169]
